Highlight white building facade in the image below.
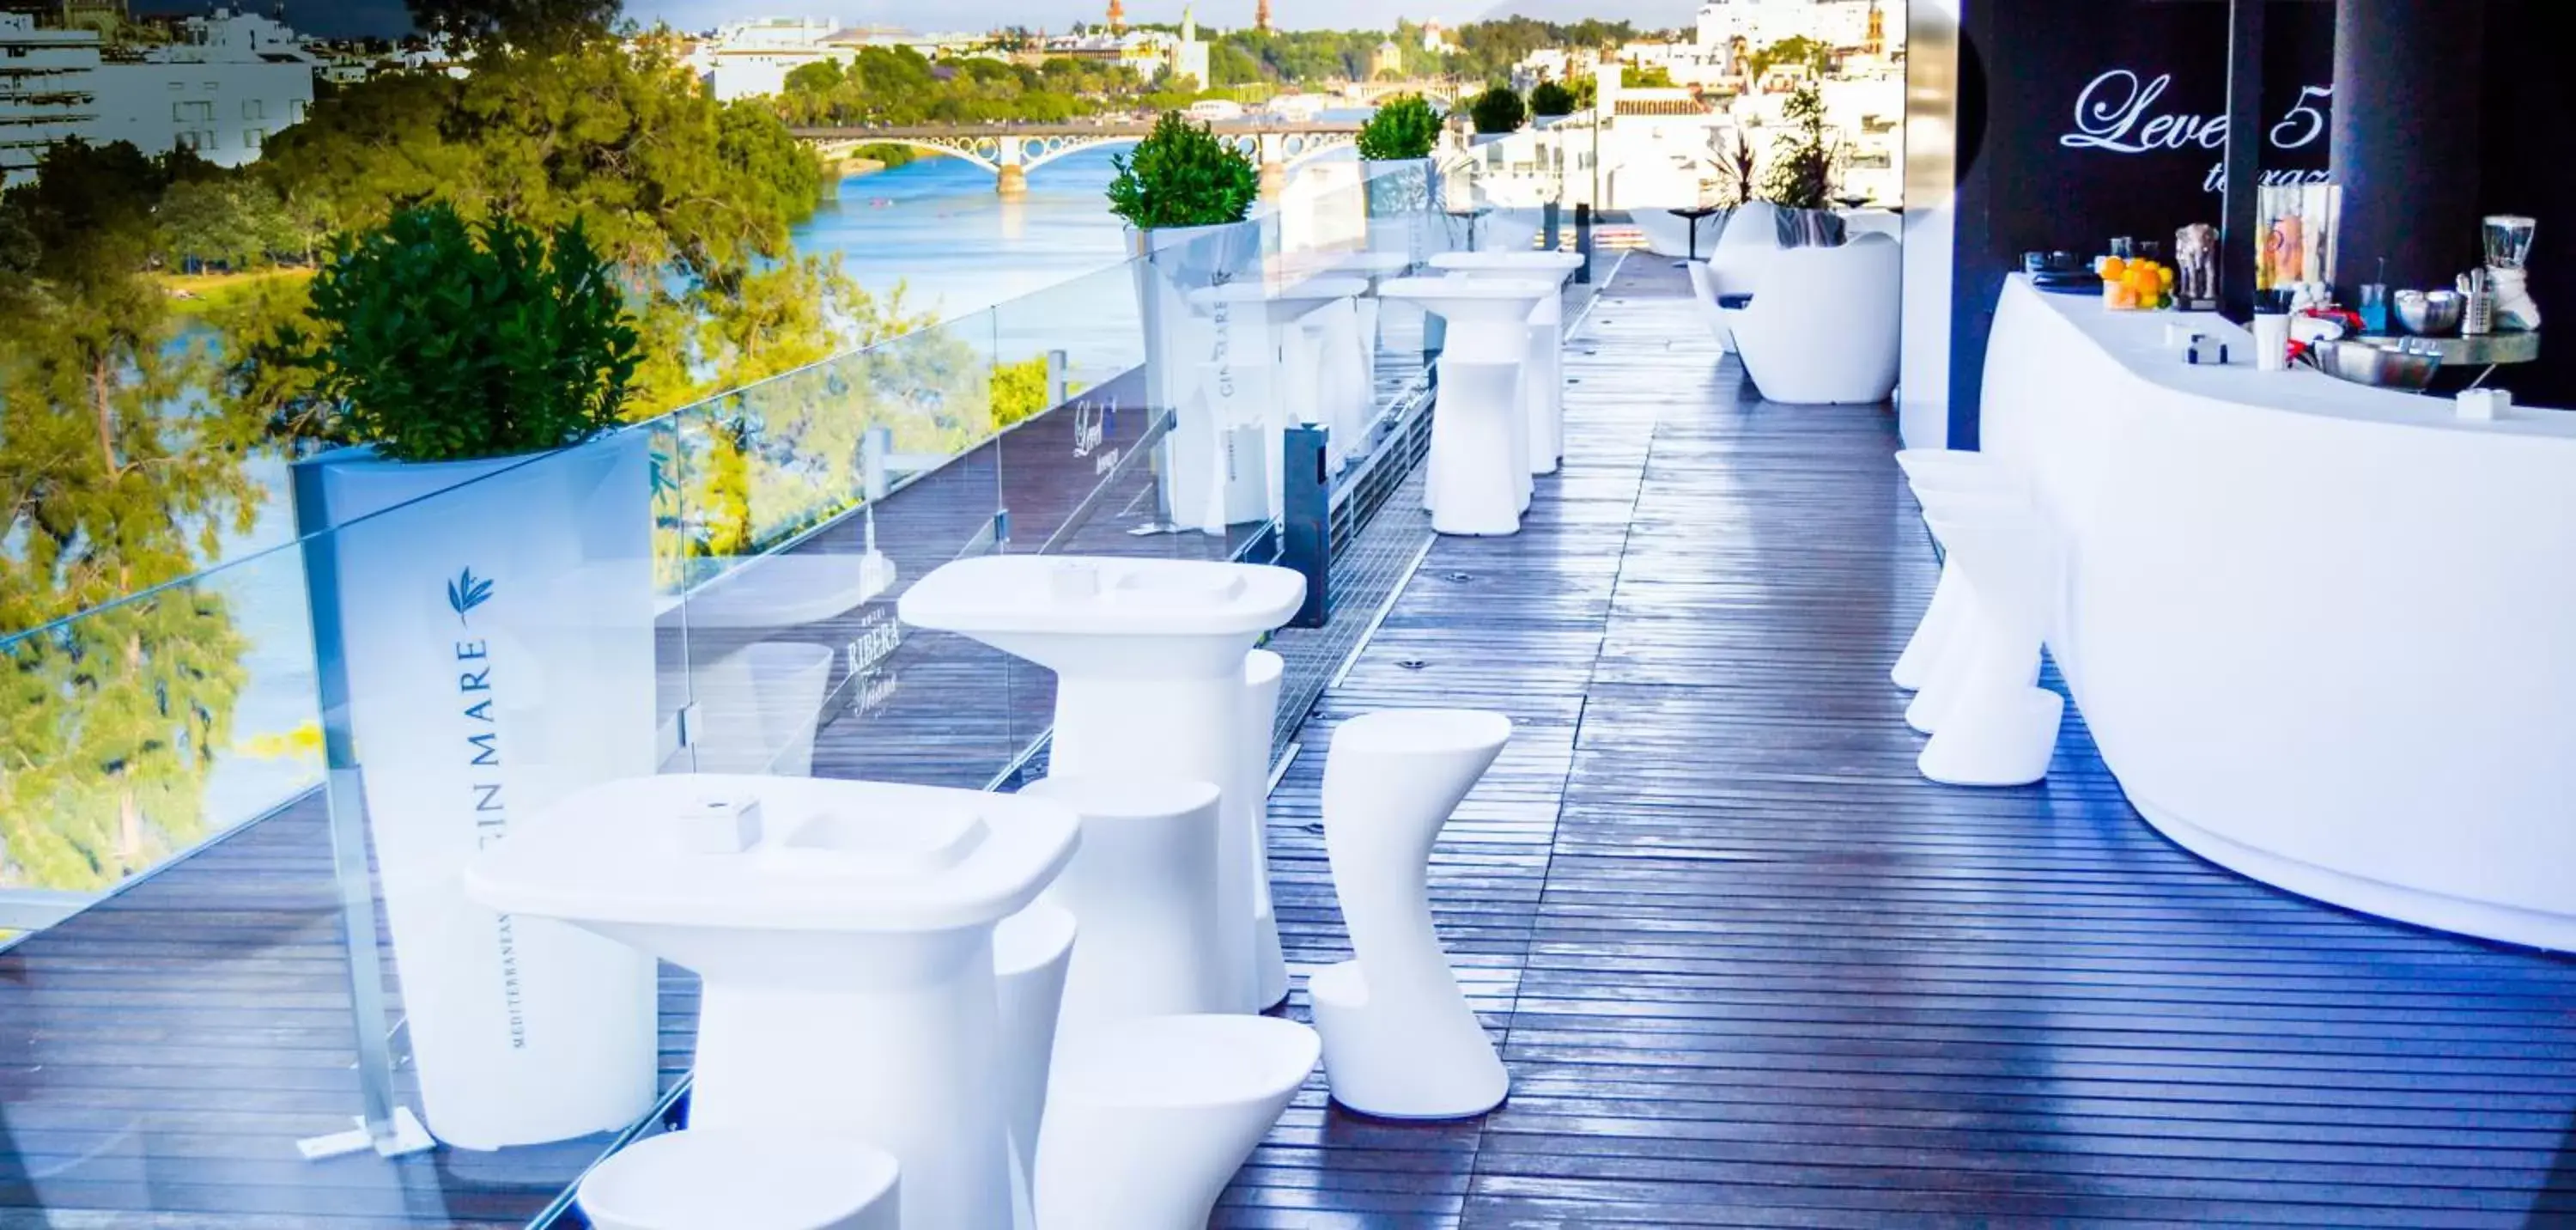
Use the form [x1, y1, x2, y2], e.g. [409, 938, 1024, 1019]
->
[88, 9, 315, 167]
[1696, 0, 1877, 56]
[2, 12, 101, 186]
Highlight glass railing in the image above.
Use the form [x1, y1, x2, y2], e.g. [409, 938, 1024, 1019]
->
[0, 155, 1476, 1225]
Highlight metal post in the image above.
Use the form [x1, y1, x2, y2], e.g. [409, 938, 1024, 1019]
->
[1574, 203, 1595, 284]
[2219, 0, 2266, 322]
[860, 425, 890, 502]
[288, 462, 416, 1159]
[1044, 349, 1069, 411]
[1280, 425, 1331, 628]
[1543, 200, 1562, 253]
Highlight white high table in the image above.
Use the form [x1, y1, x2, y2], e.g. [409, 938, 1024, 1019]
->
[897, 556, 1306, 1009]
[1429, 251, 1579, 475]
[1381, 277, 1560, 536]
[1981, 274, 2576, 950]
[465, 774, 1080, 1229]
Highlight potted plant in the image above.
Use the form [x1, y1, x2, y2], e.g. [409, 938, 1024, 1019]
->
[1107, 111, 1265, 530]
[277, 202, 660, 1150]
[1758, 84, 1848, 246]
[1356, 94, 1446, 263]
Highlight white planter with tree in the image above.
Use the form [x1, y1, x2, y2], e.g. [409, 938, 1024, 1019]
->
[1109, 113, 1270, 533]
[273, 204, 661, 1150]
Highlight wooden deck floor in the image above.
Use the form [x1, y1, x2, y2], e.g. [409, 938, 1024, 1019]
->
[1220, 259, 2576, 1228]
[9, 258, 2576, 1227]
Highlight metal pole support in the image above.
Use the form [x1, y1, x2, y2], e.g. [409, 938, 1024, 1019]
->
[1045, 349, 1069, 410]
[1280, 424, 1331, 628]
[1543, 200, 1562, 253]
[860, 425, 891, 502]
[1574, 204, 1595, 284]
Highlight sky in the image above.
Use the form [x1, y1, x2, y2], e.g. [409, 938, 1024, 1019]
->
[179, 0, 1694, 40]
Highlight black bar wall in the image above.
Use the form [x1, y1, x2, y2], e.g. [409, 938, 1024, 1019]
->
[1932, 1, 2333, 448]
[2477, 0, 2576, 407]
[2331, 0, 2487, 298]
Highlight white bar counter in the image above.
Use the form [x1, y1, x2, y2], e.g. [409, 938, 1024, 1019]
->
[1980, 274, 2576, 950]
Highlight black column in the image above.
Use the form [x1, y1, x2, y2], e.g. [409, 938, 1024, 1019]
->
[2331, 0, 2488, 297]
[2219, 0, 2265, 321]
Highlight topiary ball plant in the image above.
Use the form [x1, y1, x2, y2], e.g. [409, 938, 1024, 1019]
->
[1356, 94, 1443, 161]
[1105, 111, 1260, 231]
[1528, 80, 1577, 119]
[1468, 86, 1526, 135]
[284, 203, 641, 463]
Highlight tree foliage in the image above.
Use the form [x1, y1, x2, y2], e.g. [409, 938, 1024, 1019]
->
[1, 140, 263, 891]
[1105, 112, 1258, 230]
[1468, 86, 1527, 135]
[1357, 94, 1443, 161]
[774, 47, 1143, 126]
[268, 204, 641, 463]
[1528, 80, 1577, 118]
[1747, 35, 1831, 80]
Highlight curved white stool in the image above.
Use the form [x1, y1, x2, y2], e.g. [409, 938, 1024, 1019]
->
[1309, 709, 1511, 1119]
[576, 1130, 899, 1230]
[1239, 651, 1292, 1010]
[465, 775, 1081, 1230]
[1917, 496, 2066, 787]
[1034, 1014, 1320, 1230]
[1901, 470, 2036, 735]
[1020, 776, 1229, 1027]
[1891, 450, 2020, 694]
[995, 898, 1078, 1227]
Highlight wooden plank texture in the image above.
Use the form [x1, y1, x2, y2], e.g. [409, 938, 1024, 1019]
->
[1214, 257, 2576, 1229]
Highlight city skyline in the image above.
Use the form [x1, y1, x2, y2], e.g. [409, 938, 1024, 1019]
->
[139, 0, 1698, 40]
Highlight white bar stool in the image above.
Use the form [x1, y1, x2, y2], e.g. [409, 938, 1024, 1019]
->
[1891, 449, 2025, 695]
[1915, 494, 2066, 787]
[1240, 649, 1291, 1011]
[1308, 709, 1512, 1119]
[1034, 1014, 1320, 1230]
[994, 899, 1077, 1227]
[1018, 776, 1230, 1026]
[576, 1130, 899, 1230]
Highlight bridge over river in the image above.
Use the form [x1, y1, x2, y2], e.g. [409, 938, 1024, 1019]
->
[793, 119, 1369, 197]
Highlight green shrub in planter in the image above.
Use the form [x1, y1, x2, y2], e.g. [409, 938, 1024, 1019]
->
[1759, 84, 1843, 212]
[1356, 94, 1443, 161]
[285, 203, 641, 463]
[1528, 81, 1577, 119]
[1468, 86, 1526, 135]
[1106, 111, 1259, 230]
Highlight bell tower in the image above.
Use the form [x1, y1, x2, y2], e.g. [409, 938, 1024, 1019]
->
[1107, 0, 1124, 33]
[1256, 0, 1271, 32]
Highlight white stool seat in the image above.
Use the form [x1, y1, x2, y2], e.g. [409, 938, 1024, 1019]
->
[1309, 709, 1512, 1119]
[1239, 650, 1291, 1010]
[1891, 450, 2024, 695]
[577, 1130, 900, 1230]
[1034, 1014, 1320, 1230]
[1020, 776, 1230, 1026]
[1916, 496, 2065, 787]
[994, 898, 1078, 1227]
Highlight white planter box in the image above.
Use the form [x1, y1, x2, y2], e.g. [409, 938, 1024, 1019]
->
[293, 432, 660, 1149]
[1127, 220, 1270, 533]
